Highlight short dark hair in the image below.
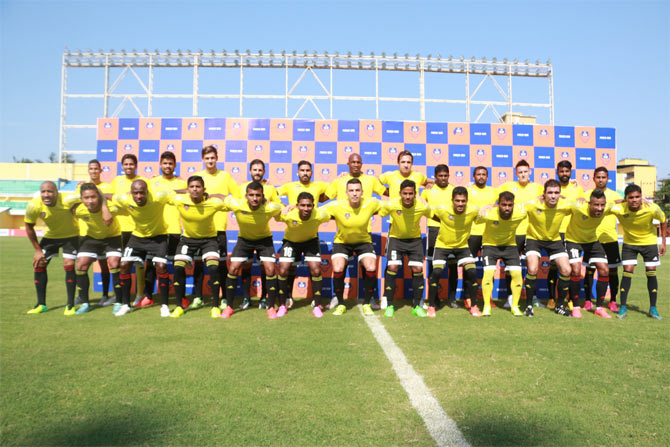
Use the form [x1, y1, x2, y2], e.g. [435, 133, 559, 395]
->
[473, 166, 488, 177]
[346, 178, 362, 188]
[397, 150, 414, 164]
[160, 151, 176, 162]
[544, 179, 561, 192]
[434, 164, 449, 175]
[499, 191, 515, 203]
[249, 159, 265, 170]
[557, 160, 572, 170]
[515, 159, 529, 170]
[624, 184, 642, 197]
[593, 166, 609, 177]
[187, 175, 204, 187]
[297, 192, 314, 204]
[590, 189, 606, 200]
[246, 181, 264, 193]
[88, 159, 101, 167]
[121, 154, 137, 164]
[80, 182, 99, 195]
[201, 145, 218, 158]
[400, 179, 416, 191]
[297, 160, 312, 169]
[452, 186, 468, 199]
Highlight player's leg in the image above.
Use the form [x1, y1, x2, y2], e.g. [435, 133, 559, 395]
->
[117, 236, 146, 315]
[148, 236, 170, 314]
[592, 261, 612, 318]
[98, 256, 111, 304]
[460, 260, 481, 316]
[447, 259, 459, 308]
[143, 257, 156, 300]
[277, 241, 296, 311]
[74, 253, 95, 313]
[259, 238, 279, 319]
[465, 235, 483, 309]
[410, 264, 425, 315]
[583, 265, 595, 308]
[524, 240, 541, 308]
[240, 260, 253, 309]
[307, 259, 324, 316]
[506, 235, 526, 308]
[425, 227, 440, 308]
[171, 238, 192, 317]
[217, 231, 229, 307]
[105, 239, 123, 309]
[224, 238, 249, 317]
[28, 238, 52, 312]
[330, 244, 351, 313]
[603, 242, 622, 311]
[566, 242, 585, 312]
[641, 244, 661, 319]
[59, 237, 78, 313]
[480, 247, 498, 316]
[383, 238, 402, 314]
[359, 250, 378, 308]
[427, 249, 447, 314]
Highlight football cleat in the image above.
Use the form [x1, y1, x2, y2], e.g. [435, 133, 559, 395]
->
[583, 300, 593, 311]
[100, 296, 117, 307]
[277, 305, 288, 318]
[510, 306, 523, 317]
[469, 305, 482, 317]
[554, 305, 571, 317]
[411, 305, 427, 318]
[267, 307, 278, 319]
[181, 298, 191, 309]
[210, 307, 222, 318]
[594, 307, 611, 319]
[220, 306, 234, 319]
[482, 304, 492, 317]
[616, 305, 627, 319]
[327, 297, 339, 310]
[384, 305, 395, 318]
[648, 306, 662, 320]
[447, 299, 459, 309]
[64, 305, 76, 316]
[571, 307, 583, 318]
[464, 298, 472, 310]
[75, 303, 91, 315]
[332, 304, 346, 316]
[240, 298, 251, 310]
[169, 306, 184, 318]
[362, 304, 374, 316]
[138, 297, 154, 307]
[608, 301, 619, 313]
[189, 297, 204, 310]
[312, 306, 324, 318]
[160, 305, 171, 317]
[114, 304, 132, 316]
[380, 296, 388, 310]
[427, 306, 437, 318]
[27, 304, 48, 314]
[258, 298, 268, 309]
[112, 302, 122, 313]
[286, 298, 294, 309]
[503, 295, 512, 309]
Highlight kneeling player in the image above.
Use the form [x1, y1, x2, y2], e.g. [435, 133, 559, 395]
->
[277, 192, 331, 318]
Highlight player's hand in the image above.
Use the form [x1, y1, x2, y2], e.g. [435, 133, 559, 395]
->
[576, 197, 587, 204]
[660, 244, 666, 256]
[33, 249, 46, 268]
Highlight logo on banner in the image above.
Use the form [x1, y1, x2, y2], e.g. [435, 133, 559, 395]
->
[540, 172, 549, 180]
[476, 149, 486, 161]
[276, 168, 286, 179]
[103, 121, 113, 135]
[231, 121, 242, 137]
[146, 122, 154, 129]
[582, 174, 590, 181]
[560, 151, 569, 159]
[187, 166, 196, 173]
[123, 144, 133, 151]
[519, 150, 528, 158]
[366, 169, 375, 175]
[144, 166, 153, 174]
[453, 170, 465, 184]
[167, 144, 175, 151]
[299, 145, 308, 153]
[344, 146, 353, 153]
[187, 122, 198, 130]
[277, 122, 286, 131]
[321, 123, 331, 136]
[232, 167, 240, 174]
[254, 145, 263, 152]
[539, 129, 549, 136]
[321, 168, 330, 176]
[453, 127, 463, 135]
[431, 148, 442, 161]
[601, 152, 611, 165]
[536, 209, 543, 215]
[102, 166, 110, 173]
[321, 258, 330, 267]
[298, 281, 307, 289]
[365, 124, 375, 137]
[410, 125, 420, 138]
[498, 172, 507, 180]
[580, 130, 590, 143]
[388, 146, 398, 155]
[497, 128, 506, 140]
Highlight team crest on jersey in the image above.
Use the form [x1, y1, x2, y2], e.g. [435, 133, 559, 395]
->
[622, 213, 629, 218]
[582, 215, 589, 220]
[187, 122, 198, 130]
[448, 214, 455, 220]
[128, 205, 135, 210]
[519, 150, 528, 158]
[493, 220, 499, 225]
[344, 212, 351, 219]
[365, 124, 375, 137]
[560, 151, 569, 159]
[366, 169, 375, 175]
[536, 209, 543, 215]
[388, 146, 398, 154]
[83, 216, 90, 221]
[187, 166, 196, 173]
[344, 146, 353, 153]
[123, 144, 133, 151]
[497, 128, 506, 140]
[39, 211, 46, 218]
[476, 149, 486, 161]
[144, 166, 153, 174]
[299, 145, 308, 153]
[453, 127, 463, 135]
[395, 210, 402, 215]
[254, 145, 263, 152]
[183, 205, 190, 211]
[291, 220, 298, 226]
[580, 130, 590, 143]
[539, 129, 549, 136]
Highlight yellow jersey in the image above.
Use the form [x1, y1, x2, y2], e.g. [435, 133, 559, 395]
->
[585, 188, 622, 244]
[379, 170, 427, 200]
[168, 195, 228, 239]
[467, 185, 498, 236]
[149, 175, 188, 234]
[324, 198, 382, 244]
[378, 198, 431, 240]
[326, 174, 386, 200]
[110, 175, 140, 232]
[610, 203, 666, 246]
[524, 199, 573, 242]
[196, 169, 239, 232]
[224, 197, 282, 240]
[74, 182, 114, 236]
[236, 180, 281, 204]
[24, 193, 80, 239]
[277, 181, 329, 205]
[420, 184, 454, 229]
[498, 181, 544, 235]
[113, 191, 171, 238]
[565, 202, 612, 244]
[432, 204, 479, 249]
[278, 208, 331, 243]
[73, 202, 122, 239]
[559, 181, 584, 233]
[477, 206, 528, 247]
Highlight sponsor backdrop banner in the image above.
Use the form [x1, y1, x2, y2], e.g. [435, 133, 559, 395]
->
[97, 118, 616, 299]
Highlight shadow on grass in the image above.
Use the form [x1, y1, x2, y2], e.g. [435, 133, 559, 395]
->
[461, 412, 562, 446]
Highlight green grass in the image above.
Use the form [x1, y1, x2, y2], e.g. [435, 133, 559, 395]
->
[1, 237, 668, 446]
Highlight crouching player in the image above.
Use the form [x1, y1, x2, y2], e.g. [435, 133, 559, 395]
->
[168, 176, 228, 318]
[276, 192, 331, 318]
[72, 183, 123, 315]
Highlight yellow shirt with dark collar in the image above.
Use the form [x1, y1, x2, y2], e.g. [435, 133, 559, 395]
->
[168, 195, 228, 239]
[236, 180, 282, 204]
[224, 197, 282, 240]
[326, 174, 386, 200]
[110, 175, 140, 232]
[565, 202, 612, 244]
[113, 191, 171, 238]
[477, 206, 528, 247]
[74, 182, 114, 236]
[498, 181, 544, 235]
[73, 202, 122, 239]
[559, 181, 584, 233]
[467, 185, 498, 236]
[24, 193, 80, 239]
[432, 204, 479, 249]
[585, 188, 622, 244]
[323, 198, 382, 245]
[278, 208, 331, 243]
[379, 170, 427, 200]
[610, 202, 666, 246]
[524, 199, 572, 242]
[420, 184, 454, 229]
[378, 198, 431, 240]
[150, 175, 188, 235]
[196, 169, 239, 232]
[277, 181, 328, 205]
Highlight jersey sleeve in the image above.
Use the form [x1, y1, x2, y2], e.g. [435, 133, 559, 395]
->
[61, 193, 81, 208]
[267, 186, 282, 204]
[223, 196, 241, 212]
[276, 184, 288, 197]
[378, 172, 390, 186]
[316, 208, 331, 224]
[377, 202, 391, 217]
[325, 180, 338, 199]
[24, 198, 41, 224]
[371, 177, 387, 196]
[226, 173, 240, 197]
[418, 173, 427, 186]
[652, 204, 667, 222]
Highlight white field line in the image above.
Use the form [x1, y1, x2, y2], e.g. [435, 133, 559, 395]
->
[359, 306, 470, 447]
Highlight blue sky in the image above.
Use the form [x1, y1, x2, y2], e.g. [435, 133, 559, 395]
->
[1, 0, 668, 176]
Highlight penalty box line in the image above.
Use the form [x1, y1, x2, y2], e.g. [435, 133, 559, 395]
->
[359, 306, 470, 447]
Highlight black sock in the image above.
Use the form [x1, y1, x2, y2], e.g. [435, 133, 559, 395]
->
[311, 275, 323, 307]
[261, 271, 267, 300]
[205, 260, 220, 307]
[278, 275, 288, 306]
[120, 273, 132, 305]
[157, 272, 170, 306]
[570, 276, 581, 307]
[548, 264, 558, 300]
[619, 272, 633, 306]
[525, 274, 537, 307]
[363, 270, 377, 305]
[595, 277, 608, 307]
[448, 263, 457, 301]
[225, 273, 237, 307]
[646, 270, 658, 307]
[65, 265, 76, 308]
[463, 265, 479, 306]
[266, 275, 278, 308]
[584, 268, 595, 301]
[76, 270, 90, 304]
[288, 273, 296, 300]
[100, 262, 110, 297]
[333, 271, 345, 302]
[220, 263, 230, 304]
[383, 269, 398, 306]
[173, 265, 187, 308]
[193, 261, 204, 298]
[428, 268, 443, 308]
[609, 271, 619, 302]
[34, 267, 48, 306]
[412, 272, 424, 308]
[144, 262, 156, 297]
[241, 268, 252, 300]
[557, 275, 570, 306]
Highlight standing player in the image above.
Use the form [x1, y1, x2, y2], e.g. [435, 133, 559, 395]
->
[420, 164, 455, 308]
[24, 181, 81, 314]
[563, 189, 613, 318]
[476, 192, 527, 316]
[378, 180, 432, 317]
[146, 151, 187, 306]
[223, 182, 283, 319]
[324, 178, 382, 316]
[380, 150, 431, 199]
[523, 180, 573, 317]
[196, 145, 239, 308]
[113, 180, 172, 317]
[167, 176, 228, 318]
[584, 167, 622, 312]
[277, 160, 329, 204]
[276, 192, 331, 318]
[610, 184, 667, 319]
[72, 183, 123, 315]
[466, 166, 497, 309]
[498, 160, 544, 308]
[427, 187, 482, 318]
[326, 153, 386, 201]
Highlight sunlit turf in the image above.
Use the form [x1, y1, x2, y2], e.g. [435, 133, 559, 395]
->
[1, 237, 668, 446]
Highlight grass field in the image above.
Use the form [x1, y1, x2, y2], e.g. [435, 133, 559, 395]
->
[1, 237, 668, 446]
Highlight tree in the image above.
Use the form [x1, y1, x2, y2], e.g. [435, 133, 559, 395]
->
[654, 175, 670, 217]
[12, 156, 42, 163]
[48, 152, 76, 163]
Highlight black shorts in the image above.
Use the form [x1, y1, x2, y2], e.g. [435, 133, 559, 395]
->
[515, 235, 526, 255]
[468, 235, 483, 257]
[278, 238, 321, 263]
[525, 238, 568, 261]
[332, 242, 376, 262]
[386, 237, 424, 267]
[426, 226, 440, 260]
[174, 237, 220, 264]
[217, 231, 228, 261]
[566, 241, 608, 266]
[78, 235, 122, 260]
[231, 236, 276, 263]
[39, 236, 78, 261]
[621, 244, 661, 267]
[167, 233, 180, 258]
[121, 231, 132, 248]
[432, 247, 475, 267]
[602, 241, 622, 267]
[482, 245, 522, 271]
[122, 234, 168, 264]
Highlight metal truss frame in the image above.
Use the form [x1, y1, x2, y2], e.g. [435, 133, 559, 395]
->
[59, 49, 554, 168]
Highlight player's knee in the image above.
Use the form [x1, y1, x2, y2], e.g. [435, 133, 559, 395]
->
[596, 265, 609, 277]
[155, 263, 167, 274]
